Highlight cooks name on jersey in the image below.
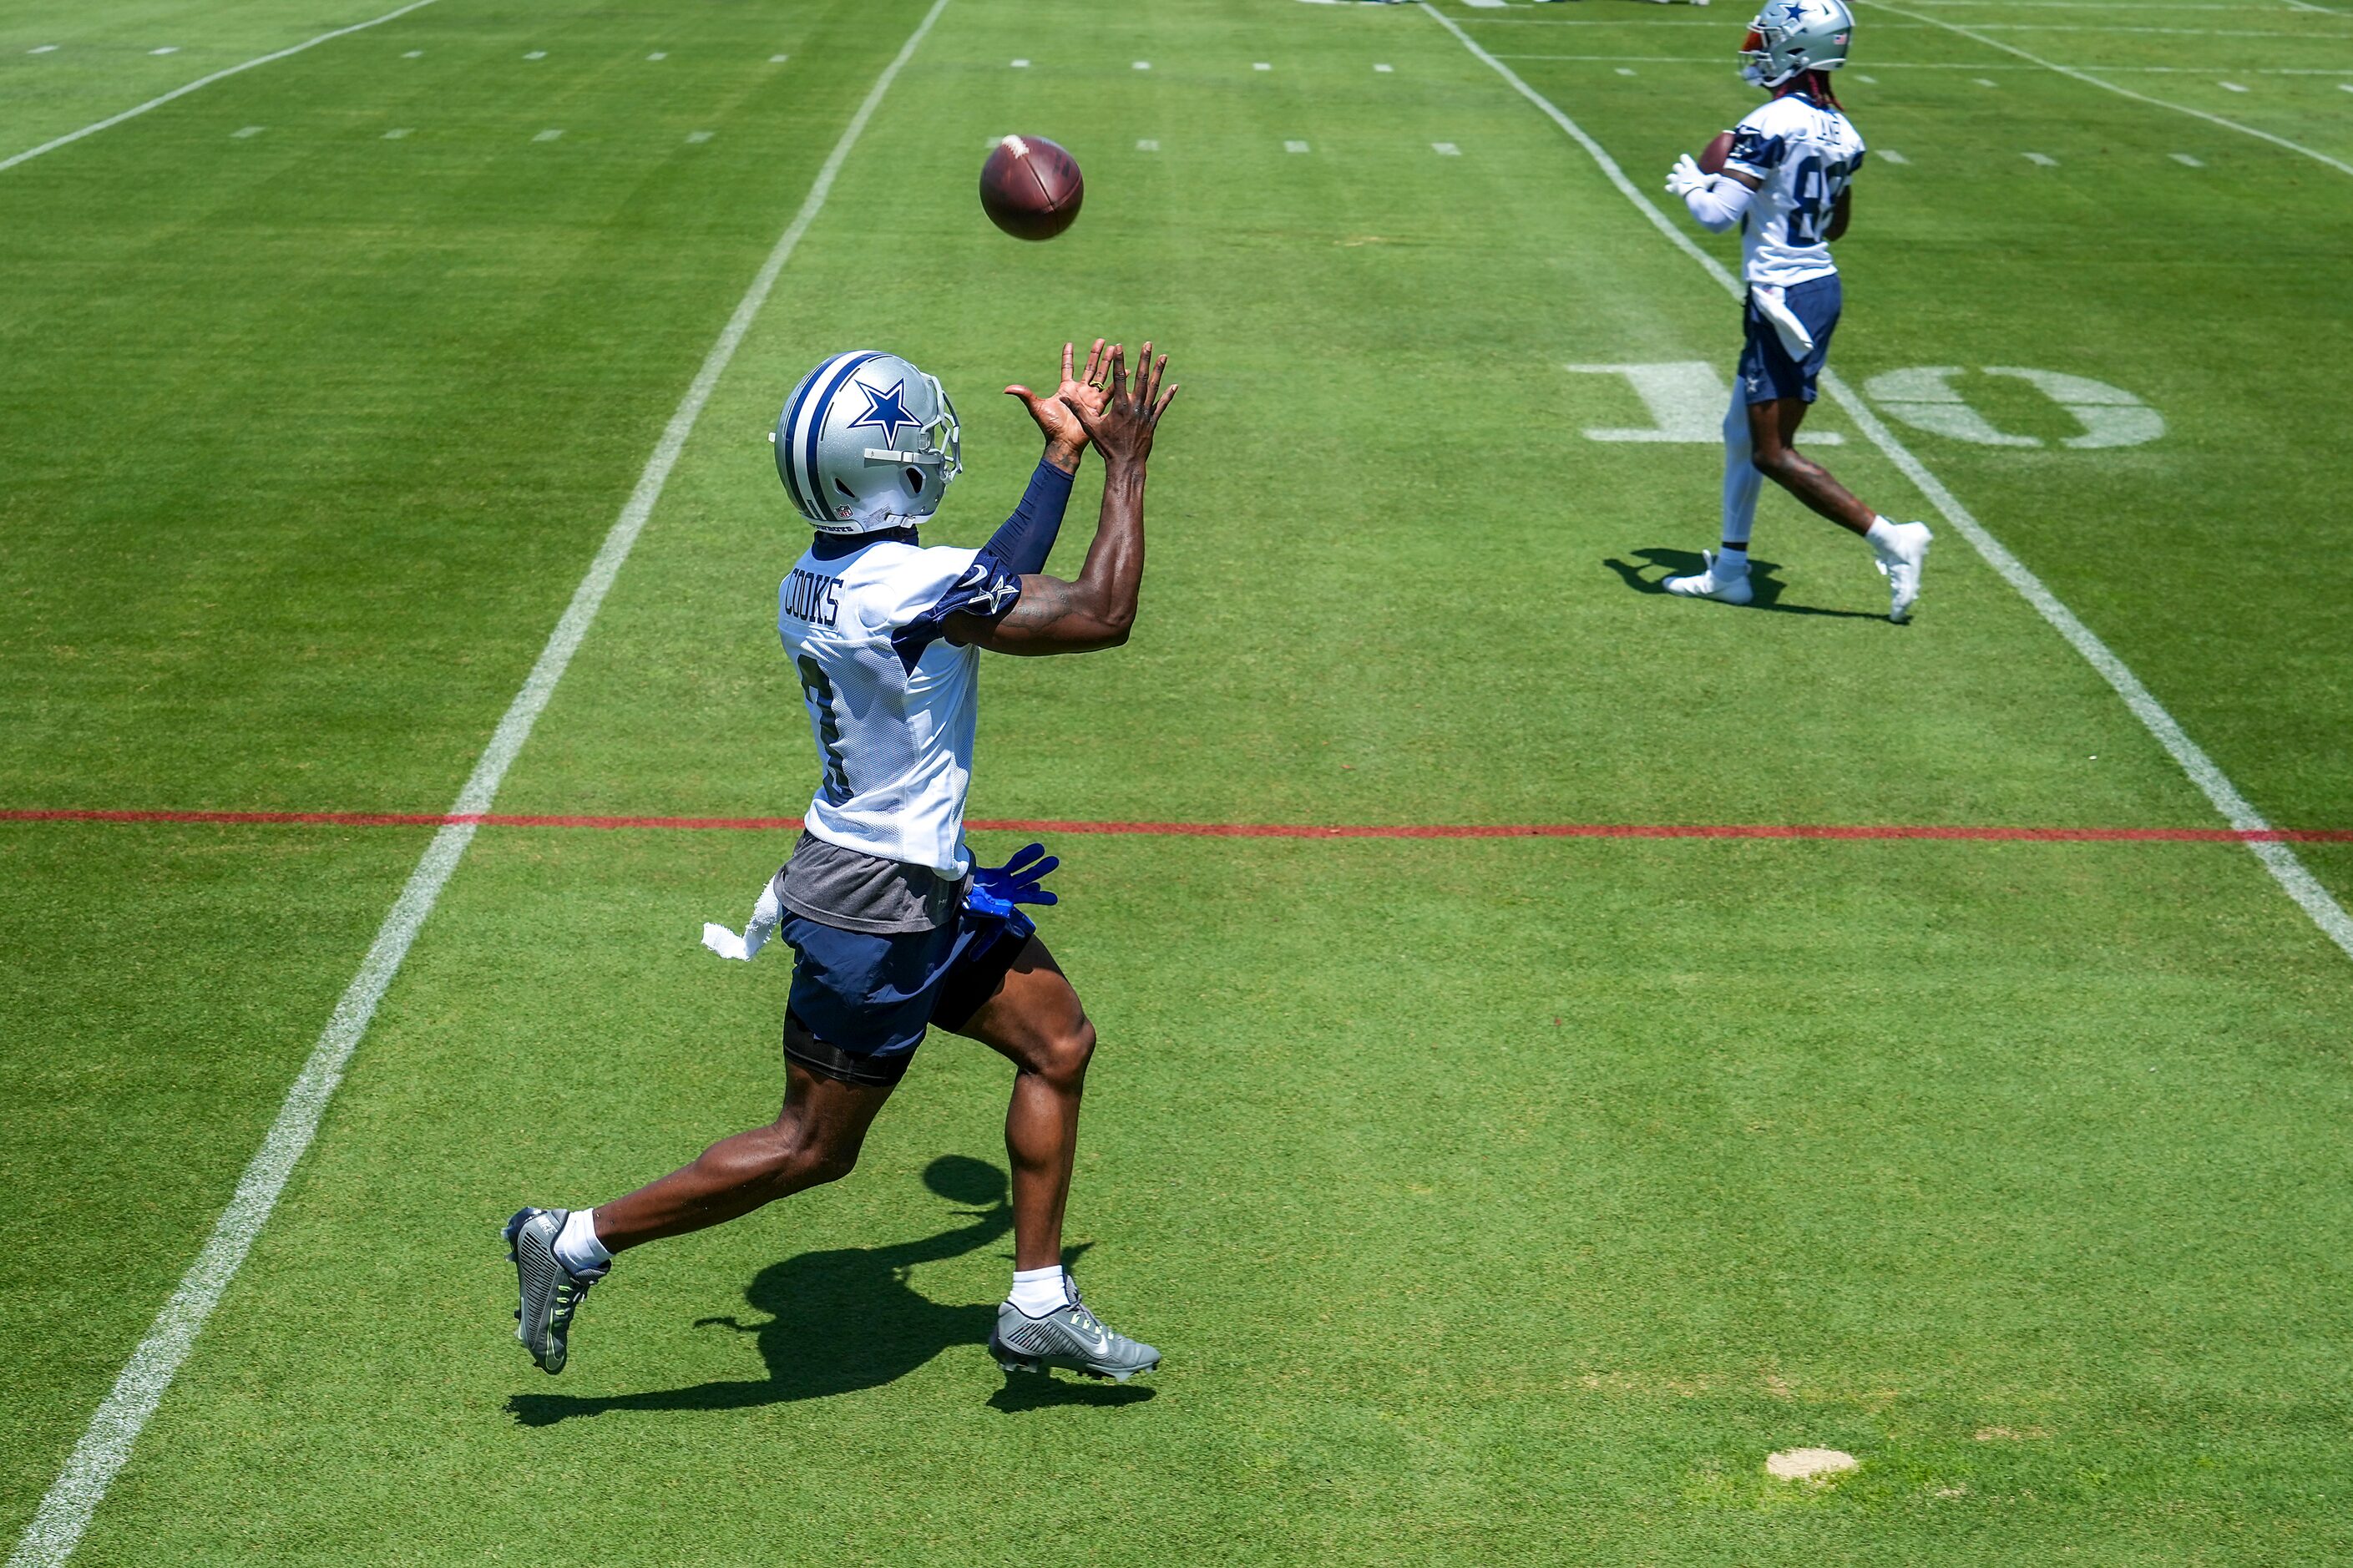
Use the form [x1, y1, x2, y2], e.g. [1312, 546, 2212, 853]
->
[782, 568, 844, 627]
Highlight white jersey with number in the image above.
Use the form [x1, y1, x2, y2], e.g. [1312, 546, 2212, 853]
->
[1723, 90, 1866, 288]
[777, 536, 1022, 878]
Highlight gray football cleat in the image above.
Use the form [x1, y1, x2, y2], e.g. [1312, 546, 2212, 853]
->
[504, 1206, 604, 1375]
[989, 1282, 1161, 1383]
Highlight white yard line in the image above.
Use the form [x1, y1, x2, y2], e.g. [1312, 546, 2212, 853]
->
[1427, 3, 2353, 965]
[1859, 1, 2353, 176]
[0, 0, 438, 175]
[0, 3, 953, 1564]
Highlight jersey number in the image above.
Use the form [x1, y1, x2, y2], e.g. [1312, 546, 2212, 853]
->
[1786, 154, 1858, 247]
[796, 655, 853, 804]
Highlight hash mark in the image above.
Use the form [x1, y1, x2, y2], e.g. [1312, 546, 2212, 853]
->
[2024, 151, 2056, 165]
[383, 127, 412, 139]
[232, 125, 266, 139]
[648, 51, 668, 61]
[28, 44, 59, 54]
[1879, 149, 1908, 164]
[534, 128, 563, 141]
[1375, 63, 1394, 73]
[2219, 80, 2247, 91]
[1010, 58, 1029, 68]
[1617, 67, 1635, 75]
[1136, 139, 1160, 151]
[2171, 151, 2204, 165]
[1253, 62, 1271, 71]
[770, 53, 788, 63]
[149, 46, 180, 56]
[525, 50, 546, 60]
[1855, 73, 1876, 83]
[1133, 60, 1151, 70]
[1975, 77, 1997, 86]
[1285, 139, 1310, 153]
[1433, 141, 1460, 155]
[686, 130, 713, 143]
[402, 49, 423, 58]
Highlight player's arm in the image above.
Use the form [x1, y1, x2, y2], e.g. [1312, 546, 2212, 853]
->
[1825, 187, 1851, 241]
[947, 342, 1176, 656]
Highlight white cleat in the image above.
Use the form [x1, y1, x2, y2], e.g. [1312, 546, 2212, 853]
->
[1870, 521, 1933, 622]
[1662, 551, 1753, 606]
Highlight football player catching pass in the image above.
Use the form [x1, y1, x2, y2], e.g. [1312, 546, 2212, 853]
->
[1661, 0, 1934, 621]
[506, 337, 1176, 1383]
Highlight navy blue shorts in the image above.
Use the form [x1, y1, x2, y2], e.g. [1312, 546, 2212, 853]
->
[1737, 273, 1842, 405]
[780, 900, 1032, 1088]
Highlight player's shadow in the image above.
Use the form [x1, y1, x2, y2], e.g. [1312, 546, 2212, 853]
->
[507, 1156, 1151, 1425]
[1605, 549, 1888, 620]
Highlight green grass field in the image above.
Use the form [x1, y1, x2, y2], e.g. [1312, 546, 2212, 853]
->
[6, 0, 2352, 1561]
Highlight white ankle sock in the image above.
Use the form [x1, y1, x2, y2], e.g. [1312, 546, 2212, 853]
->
[1009, 1266, 1068, 1317]
[554, 1207, 612, 1276]
[1714, 544, 1748, 579]
[1864, 516, 1898, 550]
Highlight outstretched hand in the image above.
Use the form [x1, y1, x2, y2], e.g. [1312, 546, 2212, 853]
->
[1006, 339, 1112, 473]
[968, 842, 1060, 921]
[1065, 341, 1176, 468]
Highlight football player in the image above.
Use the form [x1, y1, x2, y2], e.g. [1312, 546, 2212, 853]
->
[507, 338, 1176, 1383]
[1662, 0, 1933, 621]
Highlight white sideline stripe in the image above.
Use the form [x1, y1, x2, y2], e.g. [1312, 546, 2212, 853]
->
[1426, 3, 2353, 966]
[1, 4, 953, 1565]
[0, 0, 437, 175]
[1859, 1, 2353, 178]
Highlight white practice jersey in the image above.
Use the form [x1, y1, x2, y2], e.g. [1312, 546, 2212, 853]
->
[1723, 90, 1866, 288]
[777, 536, 1023, 878]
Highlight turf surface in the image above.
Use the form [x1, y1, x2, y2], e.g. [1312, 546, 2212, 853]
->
[4, 0, 2351, 1561]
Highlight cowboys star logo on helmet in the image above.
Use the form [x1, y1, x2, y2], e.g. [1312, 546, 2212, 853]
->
[846, 379, 919, 448]
[774, 351, 964, 535]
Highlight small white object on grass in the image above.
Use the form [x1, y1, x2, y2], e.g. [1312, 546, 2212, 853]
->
[1766, 1449, 1858, 1482]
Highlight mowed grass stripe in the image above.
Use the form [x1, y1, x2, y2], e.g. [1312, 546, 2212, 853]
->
[48, 2, 2353, 1564]
[0, 0, 945, 1546]
[1857, 0, 2353, 171]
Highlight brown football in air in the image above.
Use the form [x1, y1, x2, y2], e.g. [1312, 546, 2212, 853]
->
[980, 134, 1084, 241]
[1699, 129, 1737, 176]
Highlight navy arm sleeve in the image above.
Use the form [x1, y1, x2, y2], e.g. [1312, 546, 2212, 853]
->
[977, 458, 1075, 577]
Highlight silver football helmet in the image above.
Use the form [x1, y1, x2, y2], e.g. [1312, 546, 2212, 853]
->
[774, 351, 962, 534]
[1740, 0, 1853, 88]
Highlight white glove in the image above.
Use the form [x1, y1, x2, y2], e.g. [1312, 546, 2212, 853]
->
[1751, 284, 1816, 357]
[701, 877, 782, 962]
[1668, 157, 1753, 233]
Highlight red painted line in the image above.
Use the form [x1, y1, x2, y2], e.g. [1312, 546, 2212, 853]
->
[4, 807, 2350, 844]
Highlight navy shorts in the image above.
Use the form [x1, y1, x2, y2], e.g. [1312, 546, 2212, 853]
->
[780, 899, 1032, 1088]
[1736, 273, 1842, 405]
